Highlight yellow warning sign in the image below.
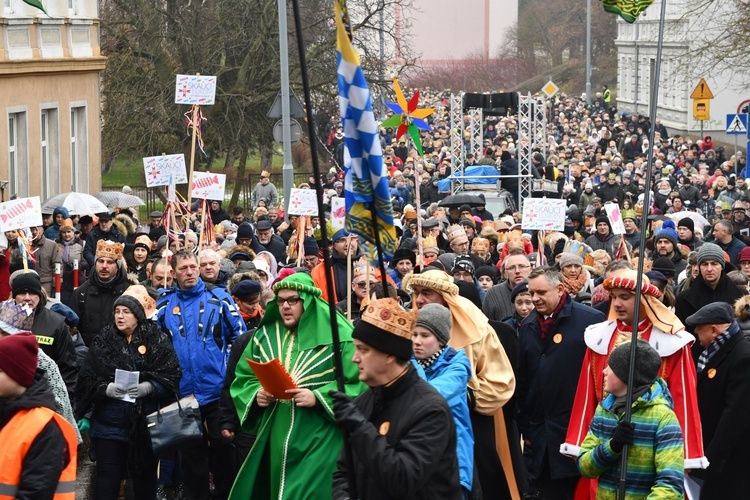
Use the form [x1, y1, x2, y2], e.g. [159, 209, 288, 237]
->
[690, 78, 714, 100]
[693, 99, 710, 121]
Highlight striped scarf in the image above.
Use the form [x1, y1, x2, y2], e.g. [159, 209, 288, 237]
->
[417, 346, 447, 370]
[697, 321, 740, 373]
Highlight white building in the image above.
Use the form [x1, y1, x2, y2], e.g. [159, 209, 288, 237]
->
[614, 0, 747, 134]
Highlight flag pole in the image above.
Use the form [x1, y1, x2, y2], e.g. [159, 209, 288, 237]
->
[290, 2, 358, 496]
[619, 0, 668, 497]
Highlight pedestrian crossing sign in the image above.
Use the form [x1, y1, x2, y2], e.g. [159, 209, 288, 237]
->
[726, 114, 747, 135]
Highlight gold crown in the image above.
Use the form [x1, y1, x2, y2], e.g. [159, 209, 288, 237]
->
[361, 298, 417, 340]
[472, 237, 490, 252]
[447, 225, 466, 242]
[422, 235, 438, 251]
[96, 240, 124, 261]
[433, 208, 446, 219]
[120, 285, 157, 318]
[261, 170, 270, 178]
[353, 265, 370, 279]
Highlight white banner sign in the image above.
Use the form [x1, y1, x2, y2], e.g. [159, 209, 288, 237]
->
[287, 188, 319, 216]
[175, 74, 217, 105]
[605, 203, 626, 235]
[190, 172, 226, 200]
[331, 197, 346, 230]
[521, 198, 566, 231]
[143, 154, 188, 187]
[0, 196, 43, 232]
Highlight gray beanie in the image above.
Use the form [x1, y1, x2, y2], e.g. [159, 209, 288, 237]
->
[697, 242, 725, 266]
[608, 339, 661, 388]
[416, 303, 452, 346]
[558, 252, 584, 270]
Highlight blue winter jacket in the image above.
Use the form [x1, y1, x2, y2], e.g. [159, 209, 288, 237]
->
[413, 347, 474, 491]
[156, 279, 245, 405]
[44, 206, 70, 241]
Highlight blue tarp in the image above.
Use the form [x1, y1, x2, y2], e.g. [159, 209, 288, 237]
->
[436, 165, 499, 192]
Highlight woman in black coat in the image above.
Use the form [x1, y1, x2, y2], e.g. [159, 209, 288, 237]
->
[77, 285, 181, 500]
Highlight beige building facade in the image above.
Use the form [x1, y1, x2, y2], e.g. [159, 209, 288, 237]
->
[1, 0, 105, 202]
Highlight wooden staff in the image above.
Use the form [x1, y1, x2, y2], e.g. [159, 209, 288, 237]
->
[346, 236, 353, 322]
[197, 199, 207, 250]
[365, 259, 371, 301]
[296, 216, 307, 267]
[186, 74, 200, 209]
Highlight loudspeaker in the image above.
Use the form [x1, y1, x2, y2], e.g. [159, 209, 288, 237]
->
[461, 92, 518, 115]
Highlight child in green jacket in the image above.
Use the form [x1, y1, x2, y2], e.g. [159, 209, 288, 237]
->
[578, 339, 684, 499]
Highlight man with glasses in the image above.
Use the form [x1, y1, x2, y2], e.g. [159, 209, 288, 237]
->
[337, 266, 379, 323]
[483, 250, 533, 321]
[229, 273, 365, 499]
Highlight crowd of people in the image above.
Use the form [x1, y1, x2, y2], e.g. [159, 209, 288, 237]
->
[1, 89, 750, 500]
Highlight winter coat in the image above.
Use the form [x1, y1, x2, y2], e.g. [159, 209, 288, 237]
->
[155, 279, 245, 405]
[251, 181, 279, 209]
[70, 266, 132, 346]
[31, 234, 60, 295]
[482, 280, 516, 322]
[715, 236, 747, 265]
[691, 327, 750, 497]
[517, 297, 606, 480]
[0, 371, 73, 499]
[649, 249, 687, 277]
[83, 224, 126, 267]
[418, 183, 438, 207]
[578, 378, 684, 499]
[44, 206, 70, 241]
[585, 231, 620, 256]
[31, 299, 78, 403]
[57, 236, 88, 292]
[76, 320, 180, 476]
[579, 190, 597, 212]
[256, 234, 287, 264]
[332, 364, 462, 499]
[414, 348, 474, 491]
[675, 273, 746, 326]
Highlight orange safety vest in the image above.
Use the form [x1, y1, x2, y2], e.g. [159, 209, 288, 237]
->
[0, 407, 77, 499]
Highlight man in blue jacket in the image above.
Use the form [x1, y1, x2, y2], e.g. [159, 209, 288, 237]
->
[156, 250, 245, 500]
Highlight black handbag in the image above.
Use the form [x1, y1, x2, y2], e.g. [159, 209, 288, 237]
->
[146, 394, 204, 455]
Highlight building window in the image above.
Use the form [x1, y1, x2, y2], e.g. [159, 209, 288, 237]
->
[41, 108, 61, 200]
[3, 0, 12, 14]
[8, 110, 29, 198]
[70, 106, 88, 192]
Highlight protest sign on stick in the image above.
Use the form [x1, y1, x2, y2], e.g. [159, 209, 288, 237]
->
[0, 197, 43, 232]
[190, 172, 226, 201]
[143, 154, 188, 187]
[287, 188, 319, 216]
[521, 198, 566, 231]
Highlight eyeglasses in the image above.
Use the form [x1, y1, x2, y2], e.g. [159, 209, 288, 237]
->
[355, 282, 379, 288]
[505, 264, 531, 272]
[277, 296, 302, 307]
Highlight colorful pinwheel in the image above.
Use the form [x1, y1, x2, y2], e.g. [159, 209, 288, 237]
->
[381, 77, 435, 156]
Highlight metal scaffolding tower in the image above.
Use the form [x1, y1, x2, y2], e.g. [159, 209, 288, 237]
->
[517, 93, 548, 207]
[468, 108, 483, 159]
[449, 93, 464, 193]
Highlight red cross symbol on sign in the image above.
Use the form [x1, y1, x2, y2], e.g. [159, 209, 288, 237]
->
[179, 85, 191, 98]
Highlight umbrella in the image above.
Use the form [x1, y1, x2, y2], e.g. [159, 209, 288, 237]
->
[668, 211, 709, 229]
[94, 191, 146, 210]
[41, 192, 109, 215]
[438, 193, 486, 208]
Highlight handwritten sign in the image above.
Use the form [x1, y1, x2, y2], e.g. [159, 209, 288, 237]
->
[287, 188, 319, 216]
[190, 171, 226, 200]
[175, 75, 217, 105]
[0, 196, 43, 232]
[521, 198, 566, 231]
[331, 197, 345, 230]
[143, 154, 188, 187]
[605, 203, 626, 235]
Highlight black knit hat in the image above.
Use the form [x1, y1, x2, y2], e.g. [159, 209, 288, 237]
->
[608, 339, 662, 387]
[677, 217, 695, 234]
[11, 272, 43, 298]
[237, 222, 254, 240]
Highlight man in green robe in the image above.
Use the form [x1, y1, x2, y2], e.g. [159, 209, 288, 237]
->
[229, 272, 365, 499]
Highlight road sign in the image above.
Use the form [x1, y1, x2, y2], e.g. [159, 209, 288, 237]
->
[541, 81, 559, 98]
[690, 78, 714, 100]
[726, 114, 747, 134]
[693, 99, 710, 121]
[273, 119, 303, 145]
[267, 88, 307, 119]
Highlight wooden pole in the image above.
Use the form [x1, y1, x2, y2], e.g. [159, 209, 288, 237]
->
[197, 199, 207, 250]
[186, 74, 201, 209]
[346, 236, 352, 322]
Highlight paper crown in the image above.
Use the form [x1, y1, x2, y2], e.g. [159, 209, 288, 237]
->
[360, 298, 417, 340]
[120, 285, 157, 319]
[0, 300, 34, 333]
[96, 240, 125, 261]
[447, 225, 467, 242]
[260, 170, 270, 178]
[433, 208, 446, 219]
[621, 209, 637, 221]
[422, 235, 439, 251]
[353, 265, 378, 280]
[563, 240, 589, 257]
[472, 237, 490, 252]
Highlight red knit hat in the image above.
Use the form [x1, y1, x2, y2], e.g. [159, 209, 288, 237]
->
[0, 333, 38, 388]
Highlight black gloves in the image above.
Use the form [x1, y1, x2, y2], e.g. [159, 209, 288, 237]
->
[329, 390, 366, 433]
[610, 421, 635, 453]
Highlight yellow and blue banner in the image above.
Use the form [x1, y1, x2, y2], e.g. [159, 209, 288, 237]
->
[335, 0, 397, 260]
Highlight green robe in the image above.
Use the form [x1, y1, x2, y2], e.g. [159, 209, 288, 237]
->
[229, 319, 364, 499]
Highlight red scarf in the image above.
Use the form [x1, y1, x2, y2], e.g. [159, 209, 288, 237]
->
[537, 293, 567, 341]
[240, 304, 263, 322]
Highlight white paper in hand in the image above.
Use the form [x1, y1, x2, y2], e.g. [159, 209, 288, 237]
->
[115, 369, 140, 403]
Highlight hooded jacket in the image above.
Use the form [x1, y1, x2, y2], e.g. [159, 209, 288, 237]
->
[83, 224, 125, 267]
[44, 206, 70, 241]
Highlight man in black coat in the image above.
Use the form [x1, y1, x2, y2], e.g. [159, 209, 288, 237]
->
[675, 243, 746, 326]
[10, 271, 78, 403]
[70, 240, 131, 346]
[330, 297, 462, 499]
[686, 302, 750, 497]
[517, 267, 605, 499]
[83, 212, 126, 267]
[254, 218, 287, 263]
